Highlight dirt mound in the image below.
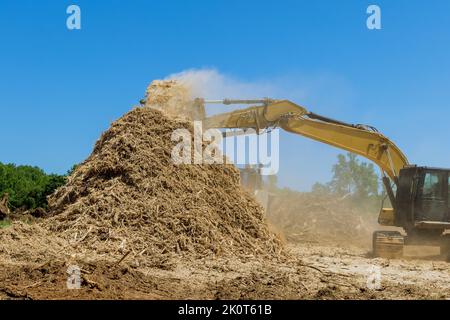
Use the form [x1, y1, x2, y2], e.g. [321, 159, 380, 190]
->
[45, 105, 281, 263]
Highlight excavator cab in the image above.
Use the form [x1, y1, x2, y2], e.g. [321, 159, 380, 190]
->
[375, 167, 450, 258]
[396, 167, 450, 227]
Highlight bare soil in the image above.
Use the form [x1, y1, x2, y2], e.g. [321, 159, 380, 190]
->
[2, 239, 450, 300]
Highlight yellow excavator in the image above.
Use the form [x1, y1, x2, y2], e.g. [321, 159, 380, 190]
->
[193, 98, 450, 259]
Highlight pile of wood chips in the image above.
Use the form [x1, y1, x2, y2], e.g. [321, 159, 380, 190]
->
[44, 99, 281, 265]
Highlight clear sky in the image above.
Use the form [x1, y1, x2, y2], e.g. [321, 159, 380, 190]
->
[1, 0, 450, 191]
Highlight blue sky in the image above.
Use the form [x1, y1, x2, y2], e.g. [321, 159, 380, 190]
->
[1, 0, 450, 191]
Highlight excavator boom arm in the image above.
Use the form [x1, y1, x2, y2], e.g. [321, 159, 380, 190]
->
[202, 99, 409, 183]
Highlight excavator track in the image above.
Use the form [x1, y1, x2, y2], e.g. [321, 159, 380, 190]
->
[373, 231, 404, 258]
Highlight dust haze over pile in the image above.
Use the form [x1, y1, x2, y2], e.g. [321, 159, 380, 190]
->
[165, 68, 353, 111]
[167, 69, 279, 100]
[165, 69, 308, 115]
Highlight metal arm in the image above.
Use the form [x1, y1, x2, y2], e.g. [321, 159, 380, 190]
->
[200, 99, 409, 184]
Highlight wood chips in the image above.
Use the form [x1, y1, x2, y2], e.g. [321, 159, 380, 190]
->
[44, 106, 282, 263]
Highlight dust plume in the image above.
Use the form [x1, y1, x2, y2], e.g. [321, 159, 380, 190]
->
[165, 69, 311, 117]
[166, 69, 278, 101]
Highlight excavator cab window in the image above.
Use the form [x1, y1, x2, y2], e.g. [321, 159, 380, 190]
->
[421, 172, 446, 200]
[413, 170, 448, 222]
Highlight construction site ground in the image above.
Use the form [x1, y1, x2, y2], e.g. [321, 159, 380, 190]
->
[1, 240, 449, 300]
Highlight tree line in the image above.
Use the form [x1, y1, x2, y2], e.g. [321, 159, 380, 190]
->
[0, 162, 69, 212]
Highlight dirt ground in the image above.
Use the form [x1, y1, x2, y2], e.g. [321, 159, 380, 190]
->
[1, 240, 449, 300]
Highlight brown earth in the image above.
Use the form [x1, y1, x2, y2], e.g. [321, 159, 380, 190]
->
[2, 227, 450, 300]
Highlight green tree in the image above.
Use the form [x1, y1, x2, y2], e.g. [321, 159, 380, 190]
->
[329, 153, 379, 199]
[312, 153, 380, 201]
[0, 162, 67, 211]
[66, 164, 79, 176]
